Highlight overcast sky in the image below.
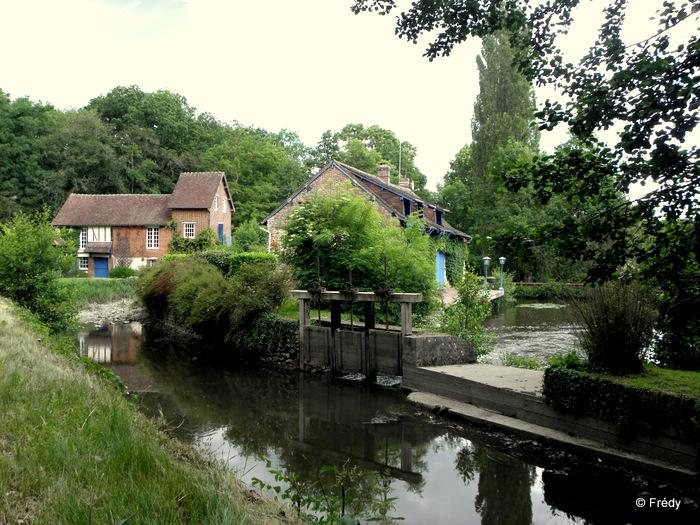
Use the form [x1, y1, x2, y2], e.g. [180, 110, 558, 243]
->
[1, 1, 695, 191]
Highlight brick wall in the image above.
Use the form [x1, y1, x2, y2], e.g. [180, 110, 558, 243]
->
[113, 226, 172, 263]
[171, 210, 211, 238]
[207, 179, 232, 237]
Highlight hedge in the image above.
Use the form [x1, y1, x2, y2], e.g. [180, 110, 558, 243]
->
[543, 367, 700, 441]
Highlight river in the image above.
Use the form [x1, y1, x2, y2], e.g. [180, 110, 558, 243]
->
[77, 304, 698, 524]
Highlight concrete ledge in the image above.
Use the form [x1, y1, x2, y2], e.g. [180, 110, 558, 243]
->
[407, 391, 697, 480]
[403, 363, 698, 477]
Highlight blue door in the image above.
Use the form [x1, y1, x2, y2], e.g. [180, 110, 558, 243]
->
[436, 251, 446, 285]
[218, 223, 224, 244]
[94, 257, 109, 278]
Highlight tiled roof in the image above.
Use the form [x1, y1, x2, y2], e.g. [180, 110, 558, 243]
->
[52, 194, 172, 227]
[169, 172, 230, 209]
[334, 162, 470, 240]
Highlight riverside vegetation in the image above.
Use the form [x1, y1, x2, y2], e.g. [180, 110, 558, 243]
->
[0, 299, 300, 524]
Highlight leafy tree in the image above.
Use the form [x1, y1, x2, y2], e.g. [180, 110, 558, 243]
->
[0, 210, 78, 332]
[281, 184, 437, 318]
[0, 90, 57, 215]
[352, 0, 700, 365]
[231, 218, 268, 253]
[312, 123, 428, 192]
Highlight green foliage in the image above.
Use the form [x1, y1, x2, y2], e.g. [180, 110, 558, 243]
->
[60, 277, 135, 304]
[313, 123, 427, 192]
[231, 218, 268, 252]
[499, 352, 544, 370]
[547, 350, 587, 371]
[228, 252, 278, 276]
[543, 367, 700, 440]
[225, 311, 298, 362]
[354, 0, 700, 365]
[252, 456, 403, 524]
[227, 259, 294, 323]
[434, 269, 495, 356]
[0, 210, 79, 333]
[571, 282, 658, 375]
[162, 253, 188, 262]
[443, 236, 468, 286]
[167, 221, 219, 254]
[511, 283, 579, 300]
[109, 267, 138, 278]
[194, 248, 239, 275]
[282, 185, 437, 320]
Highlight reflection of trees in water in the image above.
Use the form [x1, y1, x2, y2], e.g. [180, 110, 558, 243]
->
[456, 443, 536, 525]
[136, 338, 434, 516]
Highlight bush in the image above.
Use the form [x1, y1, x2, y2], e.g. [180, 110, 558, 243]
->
[109, 267, 138, 278]
[282, 185, 438, 320]
[231, 218, 267, 253]
[571, 282, 657, 374]
[543, 367, 700, 439]
[434, 269, 495, 356]
[228, 260, 295, 323]
[0, 211, 79, 333]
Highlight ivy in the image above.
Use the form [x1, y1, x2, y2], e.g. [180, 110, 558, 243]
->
[443, 236, 468, 286]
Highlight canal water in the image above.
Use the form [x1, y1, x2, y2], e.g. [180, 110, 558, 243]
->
[78, 307, 698, 524]
[481, 301, 581, 365]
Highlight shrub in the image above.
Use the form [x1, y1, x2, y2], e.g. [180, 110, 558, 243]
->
[228, 252, 277, 276]
[167, 220, 219, 253]
[109, 267, 138, 278]
[434, 269, 495, 356]
[571, 282, 657, 374]
[0, 210, 79, 333]
[195, 248, 238, 275]
[543, 367, 700, 439]
[231, 218, 267, 253]
[228, 260, 295, 323]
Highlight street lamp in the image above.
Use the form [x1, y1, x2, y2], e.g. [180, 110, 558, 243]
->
[483, 256, 491, 295]
[499, 257, 506, 291]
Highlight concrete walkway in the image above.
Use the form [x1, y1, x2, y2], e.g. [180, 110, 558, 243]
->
[403, 363, 697, 479]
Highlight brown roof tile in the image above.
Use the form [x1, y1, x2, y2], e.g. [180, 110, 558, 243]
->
[52, 194, 172, 227]
[169, 172, 229, 209]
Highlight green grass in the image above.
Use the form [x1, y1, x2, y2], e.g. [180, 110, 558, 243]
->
[60, 277, 136, 304]
[604, 365, 700, 399]
[0, 298, 298, 524]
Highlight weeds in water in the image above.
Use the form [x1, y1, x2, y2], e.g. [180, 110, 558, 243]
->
[252, 456, 404, 524]
[499, 352, 544, 370]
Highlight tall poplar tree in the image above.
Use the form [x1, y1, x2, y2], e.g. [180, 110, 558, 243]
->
[469, 30, 539, 238]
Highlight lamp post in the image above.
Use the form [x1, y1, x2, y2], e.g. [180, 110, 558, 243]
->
[483, 256, 491, 295]
[499, 257, 506, 291]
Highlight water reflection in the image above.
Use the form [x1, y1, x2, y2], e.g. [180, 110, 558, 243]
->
[76, 322, 698, 524]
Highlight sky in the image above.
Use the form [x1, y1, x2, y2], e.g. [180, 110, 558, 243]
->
[1, 1, 695, 192]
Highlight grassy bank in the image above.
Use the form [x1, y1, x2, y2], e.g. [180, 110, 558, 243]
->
[60, 277, 136, 304]
[0, 298, 298, 524]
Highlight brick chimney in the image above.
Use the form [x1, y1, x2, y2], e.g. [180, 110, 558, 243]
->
[377, 162, 390, 185]
[399, 177, 413, 190]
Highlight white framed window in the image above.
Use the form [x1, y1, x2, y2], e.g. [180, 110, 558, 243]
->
[183, 222, 196, 239]
[214, 195, 218, 211]
[78, 257, 88, 271]
[147, 227, 159, 249]
[80, 228, 87, 249]
[222, 197, 226, 213]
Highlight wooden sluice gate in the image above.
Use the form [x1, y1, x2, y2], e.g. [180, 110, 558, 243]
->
[290, 290, 423, 381]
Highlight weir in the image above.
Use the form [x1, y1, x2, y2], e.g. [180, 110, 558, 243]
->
[290, 290, 423, 381]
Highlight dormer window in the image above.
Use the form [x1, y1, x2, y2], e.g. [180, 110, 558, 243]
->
[436, 210, 443, 226]
[403, 199, 411, 217]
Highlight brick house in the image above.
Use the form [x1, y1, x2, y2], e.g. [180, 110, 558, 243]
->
[52, 172, 234, 277]
[260, 161, 470, 285]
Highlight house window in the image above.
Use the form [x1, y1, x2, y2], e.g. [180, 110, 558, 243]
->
[78, 257, 88, 271]
[147, 227, 159, 249]
[80, 228, 87, 249]
[184, 222, 196, 239]
[214, 195, 218, 211]
[222, 198, 226, 213]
